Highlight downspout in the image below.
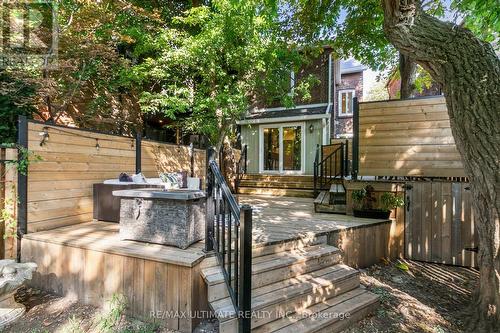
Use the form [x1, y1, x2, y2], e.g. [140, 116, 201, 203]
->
[323, 53, 333, 145]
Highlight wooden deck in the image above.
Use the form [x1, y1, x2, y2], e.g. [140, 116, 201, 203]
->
[240, 195, 389, 246]
[21, 195, 392, 332]
[24, 195, 389, 262]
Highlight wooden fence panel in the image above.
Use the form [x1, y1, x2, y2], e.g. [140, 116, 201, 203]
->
[26, 122, 136, 232]
[405, 181, 477, 267]
[358, 97, 466, 177]
[141, 140, 206, 185]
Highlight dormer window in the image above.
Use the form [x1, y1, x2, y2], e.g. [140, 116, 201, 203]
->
[338, 89, 355, 116]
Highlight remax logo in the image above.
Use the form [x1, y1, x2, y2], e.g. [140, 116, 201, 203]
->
[0, 0, 58, 68]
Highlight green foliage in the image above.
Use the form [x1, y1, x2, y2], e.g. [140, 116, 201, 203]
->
[61, 315, 84, 333]
[0, 146, 42, 240]
[451, 0, 500, 44]
[97, 294, 127, 332]
[395, 260, 409, 272]
[130, 0, 313, 146]
[351, 188, 367, 204]
[380, 192, 405, 212]
[1, 187, 17, 240]
[0, 71, 37, 144]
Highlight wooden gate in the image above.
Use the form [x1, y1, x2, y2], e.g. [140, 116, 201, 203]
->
[404, 181, 478, 267]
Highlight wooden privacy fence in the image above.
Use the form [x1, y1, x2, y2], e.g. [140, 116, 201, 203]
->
[24, 120, 206, 233]
[405, 181, 477, 267]
[357, 96, 466, 177]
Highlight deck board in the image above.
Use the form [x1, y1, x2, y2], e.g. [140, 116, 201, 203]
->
[24, 195, 388, 266]
[239, 195, 389, 245]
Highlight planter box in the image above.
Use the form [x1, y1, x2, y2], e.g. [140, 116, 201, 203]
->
[113, 189, 206, 249]
[353, 208, 391, 220]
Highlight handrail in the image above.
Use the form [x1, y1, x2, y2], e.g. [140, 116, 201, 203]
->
[313, 143, 346, 196]
[205, 149, 252, 332]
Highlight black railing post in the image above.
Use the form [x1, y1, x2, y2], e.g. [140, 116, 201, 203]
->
[205, 147, 216, 252]
[243, 145, 248, 174]
[190, 143, 195, 177]
[340, 144, 344, 178]
[313, 144, 319, 196]
[352, 97, 359, 180]
[239, 204, 253, 333]
[17, 115, 28, 262]
[346, 141, 349, 176]
[135, 132, 142, 174]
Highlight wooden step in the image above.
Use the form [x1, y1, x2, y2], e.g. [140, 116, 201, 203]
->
[202, 245, 341, 302]
[241, 174, 314, 182]
[238, 187, 315, 198]
[200, 235, 327, 270]
[252, 287, 379, 333]
[329, 183, 345, 193]
[239, 181, 314, 190]
[314, 191, 347, 214]
[215, 264, 361, 331]
[315, 204, 347, 214]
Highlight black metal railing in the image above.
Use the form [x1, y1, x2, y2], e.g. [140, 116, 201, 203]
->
[235, 145, 247, 193]
[313, 142, 348, 196]
[205, 148, 252, 332]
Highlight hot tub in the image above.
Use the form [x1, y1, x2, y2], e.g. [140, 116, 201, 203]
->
[112, 188, 206, 249]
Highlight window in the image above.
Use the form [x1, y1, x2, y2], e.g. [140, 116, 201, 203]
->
[338, 89, 355, 116]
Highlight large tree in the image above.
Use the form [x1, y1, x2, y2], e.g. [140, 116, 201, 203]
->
[381, 1, 499, 330]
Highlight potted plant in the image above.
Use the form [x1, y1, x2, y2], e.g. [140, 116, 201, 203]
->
[352, 185, 404, 219]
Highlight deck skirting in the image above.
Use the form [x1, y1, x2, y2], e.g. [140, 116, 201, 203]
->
[21, 236, 209, 332]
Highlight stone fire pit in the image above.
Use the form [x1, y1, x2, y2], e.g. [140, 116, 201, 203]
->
[0, 260, 37, 329]
[113, 188, 206, 249]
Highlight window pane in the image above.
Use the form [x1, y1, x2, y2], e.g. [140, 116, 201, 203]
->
[347, 92, 353, 113]
[263, 127, 279, 171]
[341, 93, 347, 114]
[283, 126, 301, 171]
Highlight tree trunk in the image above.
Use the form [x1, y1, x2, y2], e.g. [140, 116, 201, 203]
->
[382, 1, 500, 331]
[399, 52, 417, 98]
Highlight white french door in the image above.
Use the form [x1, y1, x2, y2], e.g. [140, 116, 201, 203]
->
[259, 123, 305, 174]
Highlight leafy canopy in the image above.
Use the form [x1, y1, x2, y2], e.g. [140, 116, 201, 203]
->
[127, 0, 312, 145]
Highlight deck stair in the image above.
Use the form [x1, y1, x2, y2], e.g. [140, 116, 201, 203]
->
[238, 174, 315, 198]
[314, 182, 347, 214]
[201, 237, 379, 332]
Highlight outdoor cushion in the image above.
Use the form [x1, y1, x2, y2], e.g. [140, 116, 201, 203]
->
[187, 177, 201, 190]
[132, 173, 148, 184]
[159, 173, 181, 189]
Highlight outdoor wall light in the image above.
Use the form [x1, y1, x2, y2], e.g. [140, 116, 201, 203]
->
[95, 139, 100, 151]
[39, 127, 49, 146]
[309, 124, 314, 133]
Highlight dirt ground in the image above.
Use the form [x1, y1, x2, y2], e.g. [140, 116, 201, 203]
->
[4, 259, 478, 333]
[347, 259, 479, 333]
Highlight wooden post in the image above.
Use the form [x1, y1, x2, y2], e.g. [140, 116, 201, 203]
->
[135, 133, 142, 174]
[0, 147, 5, 259]
[352, 97, 359, 180]
[239, 204, 252, 333]
[4, 149, 17, 259]
[205, 147, 216, 252]
[17, 115, 28, 262]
